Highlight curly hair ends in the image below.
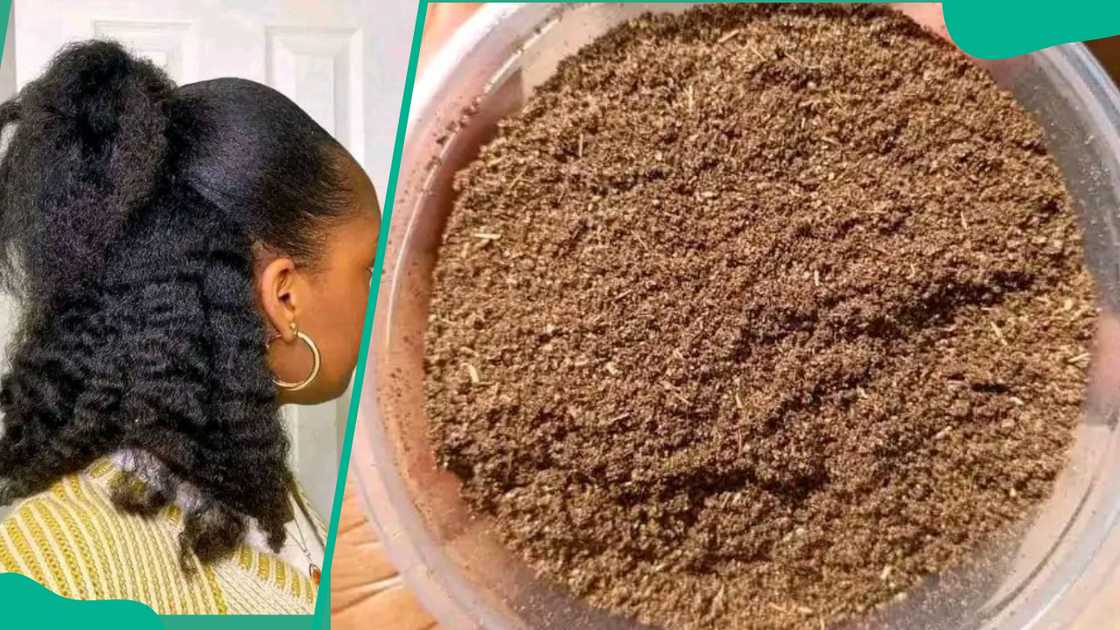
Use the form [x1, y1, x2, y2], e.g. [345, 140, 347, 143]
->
[0, 40, 355, 567]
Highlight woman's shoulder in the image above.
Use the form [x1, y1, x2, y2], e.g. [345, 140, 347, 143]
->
[0, 463, 137, 600]
[0, 460, 317, 614]
[0, 462, 183, 602]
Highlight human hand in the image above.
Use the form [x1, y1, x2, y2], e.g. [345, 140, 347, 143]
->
[891, 2, 952, 43]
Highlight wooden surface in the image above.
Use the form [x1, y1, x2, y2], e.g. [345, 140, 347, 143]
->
[329, 20, 1120, 630]
[331, 480, 436, 630]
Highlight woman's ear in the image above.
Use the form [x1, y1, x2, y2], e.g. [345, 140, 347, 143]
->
[258, 256, 300, 341]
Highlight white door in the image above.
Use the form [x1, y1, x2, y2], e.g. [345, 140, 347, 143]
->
[0, 0, 414, 518]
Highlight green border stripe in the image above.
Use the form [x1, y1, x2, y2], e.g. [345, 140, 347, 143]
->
[5, 1, 1120, 629]
[312, 2, 430, 629]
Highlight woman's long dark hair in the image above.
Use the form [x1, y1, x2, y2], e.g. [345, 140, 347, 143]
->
[0, 41, 354, 566]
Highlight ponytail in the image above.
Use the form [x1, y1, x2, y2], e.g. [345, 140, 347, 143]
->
[0, 41, 309, 568]
[0, 41, 173, 308]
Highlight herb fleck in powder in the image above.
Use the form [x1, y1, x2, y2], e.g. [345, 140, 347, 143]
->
[424, 5, 1095, 629]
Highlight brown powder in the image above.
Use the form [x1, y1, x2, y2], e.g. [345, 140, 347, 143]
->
[424, 5, 1095, 629]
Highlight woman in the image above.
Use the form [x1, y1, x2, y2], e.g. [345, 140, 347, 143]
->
[0, 40, 377, 614]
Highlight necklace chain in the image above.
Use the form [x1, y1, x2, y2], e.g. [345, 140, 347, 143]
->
[288, 493, 321, 585]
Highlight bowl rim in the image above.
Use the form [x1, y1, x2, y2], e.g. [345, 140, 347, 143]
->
[355, 4, 1120, 629]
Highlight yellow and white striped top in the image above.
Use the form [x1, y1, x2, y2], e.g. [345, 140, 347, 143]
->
[0, 458, 321, 614]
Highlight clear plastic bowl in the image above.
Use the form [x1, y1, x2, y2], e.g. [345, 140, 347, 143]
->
[353, 4, 1120, 628]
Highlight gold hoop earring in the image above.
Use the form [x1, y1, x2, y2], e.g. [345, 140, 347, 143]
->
[268, 330, 321, 392]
